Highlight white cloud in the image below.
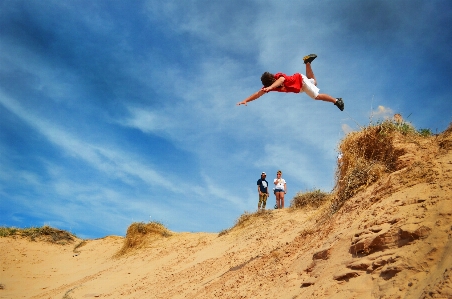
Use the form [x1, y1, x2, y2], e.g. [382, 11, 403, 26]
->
[2, 0, 451, 238]
[0, 92, 179, 192]
[372, 105, 394, 120]
[202, 174, 247, 210]
[341, 123, 354, 135]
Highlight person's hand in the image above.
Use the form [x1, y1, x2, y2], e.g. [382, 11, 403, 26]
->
[262, 87, 271, 92]
[236, 100, 247, 106]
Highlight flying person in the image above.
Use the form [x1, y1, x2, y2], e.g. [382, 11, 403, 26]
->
[236, 54, 344, 111]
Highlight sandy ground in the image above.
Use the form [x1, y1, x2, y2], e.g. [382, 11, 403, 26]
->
[1, 132, 452, 299]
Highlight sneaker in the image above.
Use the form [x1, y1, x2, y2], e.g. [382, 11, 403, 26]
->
[303, 54, 317, 64]
[334, 98, 344, 111]
[274, 205, 278, 209]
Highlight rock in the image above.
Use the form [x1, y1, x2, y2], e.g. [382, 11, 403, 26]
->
[333, 271, 360, 281]
[313, 247, 331, 260]
[380, 264, 403, 280]
[346, 258, 372, 271]
[350, 224, 396, 256]
[398, 223, 431, 247]
[300, 280, 315, 287]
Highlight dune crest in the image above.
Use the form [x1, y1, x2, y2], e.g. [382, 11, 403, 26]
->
[1, 122, 451, 298]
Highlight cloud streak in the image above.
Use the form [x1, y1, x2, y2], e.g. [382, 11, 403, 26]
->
[1, 0, 451, 238]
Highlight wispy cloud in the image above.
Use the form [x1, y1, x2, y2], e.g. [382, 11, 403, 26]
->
[1, 0, 451, 238]
[372, 105, 395, 120]
[341, 124, 354, 135]
[0, 91, 180, 191]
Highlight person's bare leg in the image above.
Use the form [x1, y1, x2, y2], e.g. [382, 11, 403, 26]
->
[315, 93, 337, 103]
[305, 63, 317, 85]
[304, 56, 344, 111]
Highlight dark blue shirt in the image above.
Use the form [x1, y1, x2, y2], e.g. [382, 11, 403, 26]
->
[257, 178, 268, 193]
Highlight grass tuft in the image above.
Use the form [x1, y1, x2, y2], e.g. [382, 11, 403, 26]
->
[116, 221, 172, 256]
[290, 189, 331, 209]
[0, 226, 75, 244]
[332, 118, 432, 213]
[219, 209, 272, 236]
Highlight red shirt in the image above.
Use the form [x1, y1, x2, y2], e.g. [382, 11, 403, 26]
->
[267, 73, 303, 93]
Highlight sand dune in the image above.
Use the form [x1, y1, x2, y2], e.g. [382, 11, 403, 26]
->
[1, 124, 451, 299]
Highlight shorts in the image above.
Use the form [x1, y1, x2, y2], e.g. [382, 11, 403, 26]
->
[301, 74, 320, 99]
[274, 189, 285, 194]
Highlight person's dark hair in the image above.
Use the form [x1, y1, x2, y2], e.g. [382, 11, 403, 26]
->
[261, 72, 275, 87]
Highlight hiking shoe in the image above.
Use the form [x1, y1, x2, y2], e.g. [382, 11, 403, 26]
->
[334, 98, 344, 111]
[303, 54, 317, 64]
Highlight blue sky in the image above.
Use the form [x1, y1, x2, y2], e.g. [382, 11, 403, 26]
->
[1, 1, 451, 239]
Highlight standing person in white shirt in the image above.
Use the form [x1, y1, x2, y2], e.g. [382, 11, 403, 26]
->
[273, 170, 287, 209]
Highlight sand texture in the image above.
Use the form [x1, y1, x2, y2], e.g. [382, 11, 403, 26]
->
[1, 126, 452, 299]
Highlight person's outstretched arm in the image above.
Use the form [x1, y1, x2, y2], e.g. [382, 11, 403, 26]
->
[236, 89, 266, 106]
[236, 77, 284, 106]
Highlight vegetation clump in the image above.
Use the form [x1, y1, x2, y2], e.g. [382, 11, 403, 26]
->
[219, 209, 272, 236]
[332, 118, 433, 212]
[0, 225, 76, 244]
[291, 189, 331, 209]
[235, 209, 272, 228]
[117, 221, 172, 255]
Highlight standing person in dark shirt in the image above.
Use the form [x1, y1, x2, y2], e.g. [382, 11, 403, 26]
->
[257, 172, 269, 211]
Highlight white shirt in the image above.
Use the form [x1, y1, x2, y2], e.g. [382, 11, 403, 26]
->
[274, 178, 286, 190]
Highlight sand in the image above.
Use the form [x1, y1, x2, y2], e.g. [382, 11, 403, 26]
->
[1, 129, 452, 299]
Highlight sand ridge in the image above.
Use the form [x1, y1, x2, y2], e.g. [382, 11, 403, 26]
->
[1, 128, 452, 298]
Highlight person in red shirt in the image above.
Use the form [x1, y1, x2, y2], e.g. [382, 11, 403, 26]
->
[236, 54, 344, 111]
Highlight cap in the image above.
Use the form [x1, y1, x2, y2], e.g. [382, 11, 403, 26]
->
[261, 172, 266, 175]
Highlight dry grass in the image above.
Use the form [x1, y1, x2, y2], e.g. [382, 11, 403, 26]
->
[116, 221, 172, 256]
[73, 240, 88, 253]
[62, 287, 78, 299]
[290, 189, 331, 209]
[0, 225, 76, 244]
[438, 122, 452, 151]
[219, 209, 273, 236]
[234, 209, 272, 227]
[332, 119, 431, 212]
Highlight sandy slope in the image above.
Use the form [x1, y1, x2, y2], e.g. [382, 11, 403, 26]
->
[1, 131, 451, 299]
